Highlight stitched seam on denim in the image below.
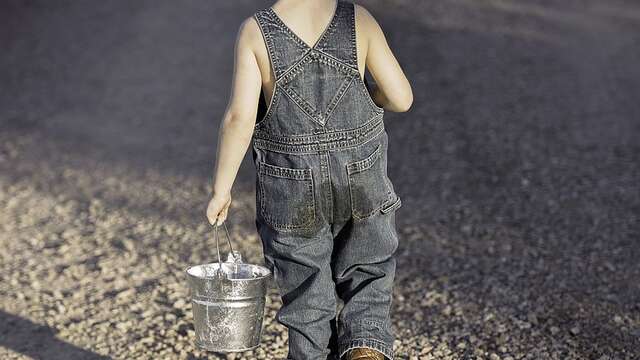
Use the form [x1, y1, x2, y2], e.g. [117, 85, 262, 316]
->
[360, 319, 385, 329]
[269, 22, 309, 54]
[280, 49, 358, 86]
[256, 112, 380, 141]
[254, 12, 281, 130]
[266, 3, 344, 82]
[325, 151, 334, 224]
[313, 0, 342, 51]
[253, 123, 383, 154]
[254, 112, 381, 141]
[347, 169, 357, 220]
[381, 175, 396, 208]
[258, 161, 313, 179]
[258, 163, 316, 229]
[267, 1, 340, 52]
[323, 73, 357, 122]
[346, 143, 381, 174]
[348, 175, 386, 220]
[339, 338, 394, 360]
[315, 48, 359, 72]
[316, 2, 358, 68]
[279, 52, 314, 85]
[257, 11, 284, 79]
[280, 52, 356, 88]
[259, 181, 315, 229]
[255, 127, 382, 154]
[346, 143, 391, 219]
[257, 161, 315, 228]
[316, 54, 357, 75]
[282, 85, 318, 117]
[339, 337, 393, 346]
[281, 86, 325, 126]
[339, 338, 393, 359]
[254, 113, 382, 144]
[349, 2, 358, 68]
[252, 120, 384, 154]
[307, 172, 317, 229]
[266, 8, 311, 52]
[380, 195, 401, 213]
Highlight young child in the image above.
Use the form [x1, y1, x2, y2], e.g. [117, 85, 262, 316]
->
[206, 0, 412, 359]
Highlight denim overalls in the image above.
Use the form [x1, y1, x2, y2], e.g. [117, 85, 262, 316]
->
[252, 1, 402, 359]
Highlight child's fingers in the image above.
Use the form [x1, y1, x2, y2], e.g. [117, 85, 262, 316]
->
[207, 195, 231, 226]
[215, 208, 228, 226]
[206, 200, 222, 226]
[215, 200, 231, 226]
[206, 208, 218, 225]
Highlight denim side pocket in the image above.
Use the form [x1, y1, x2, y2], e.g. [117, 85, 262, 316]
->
[257, 160, 316, 231]
[346, 144, 395, 220]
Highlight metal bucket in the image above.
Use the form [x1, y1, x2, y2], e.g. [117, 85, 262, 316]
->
[185, 222, 272, 352]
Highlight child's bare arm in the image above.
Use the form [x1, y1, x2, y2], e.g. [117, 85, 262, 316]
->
[206, 17, 262, 226]
[356, 4, 413, 112]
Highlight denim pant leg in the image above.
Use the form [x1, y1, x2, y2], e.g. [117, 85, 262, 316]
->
[331, 209, 399, 360]
[258, 220, 338, 360]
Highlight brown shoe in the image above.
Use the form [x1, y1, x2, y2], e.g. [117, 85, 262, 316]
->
[344, 347, 385, 360]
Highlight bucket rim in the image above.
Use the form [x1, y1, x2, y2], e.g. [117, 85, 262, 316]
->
[193, 340, 260, 353]
[184, 262, 272, 282]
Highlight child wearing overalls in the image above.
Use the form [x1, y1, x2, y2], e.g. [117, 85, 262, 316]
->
[206, 1, 413, 359]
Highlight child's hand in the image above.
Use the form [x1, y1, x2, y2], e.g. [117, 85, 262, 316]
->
[206, 192, 232, 226]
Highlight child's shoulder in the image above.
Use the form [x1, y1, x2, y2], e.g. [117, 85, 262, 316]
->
[353, 2, 376, 21]
[231, 13, 266, 52]
[353, 2, 385, 38]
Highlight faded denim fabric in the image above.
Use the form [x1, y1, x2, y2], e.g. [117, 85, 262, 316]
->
[252, 1, 402, 359]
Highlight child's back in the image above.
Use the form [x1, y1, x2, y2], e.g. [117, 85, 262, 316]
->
[249, 0, 413, 115]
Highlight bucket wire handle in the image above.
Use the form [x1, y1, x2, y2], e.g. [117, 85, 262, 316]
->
[214, 221, 235, 276]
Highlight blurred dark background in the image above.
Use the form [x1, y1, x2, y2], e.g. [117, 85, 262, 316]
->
[0, 0, 638, 359]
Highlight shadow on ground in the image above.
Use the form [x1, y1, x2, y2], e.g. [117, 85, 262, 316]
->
[0, 310, 111, 360]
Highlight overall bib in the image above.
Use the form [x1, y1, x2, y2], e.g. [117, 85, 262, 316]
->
[252, 1, 402, 359]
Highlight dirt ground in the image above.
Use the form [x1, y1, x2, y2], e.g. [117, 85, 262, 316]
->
[1, 0, 639, 359]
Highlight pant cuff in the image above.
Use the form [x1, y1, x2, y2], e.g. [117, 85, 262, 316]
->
[339, 338, 394, 360]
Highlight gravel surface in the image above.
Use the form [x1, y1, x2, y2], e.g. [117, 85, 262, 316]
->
[1, 0, 639, 359]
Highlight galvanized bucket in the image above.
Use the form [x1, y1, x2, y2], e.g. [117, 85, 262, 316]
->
[185, 222, 272, 352]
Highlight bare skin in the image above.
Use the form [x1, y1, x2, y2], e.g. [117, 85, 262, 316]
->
[206, 0, 413, 226]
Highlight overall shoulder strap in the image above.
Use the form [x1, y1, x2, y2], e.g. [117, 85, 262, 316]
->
[253, 8, 311, 80]
[315, 0, 358, 69]
[254, 1, 358, 79]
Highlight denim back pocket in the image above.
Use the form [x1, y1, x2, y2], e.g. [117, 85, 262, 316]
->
[346, 143, 395, 220]
[257, 160, 316, 231]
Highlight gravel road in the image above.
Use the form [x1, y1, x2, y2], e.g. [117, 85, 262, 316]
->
[1, 0, 639, 359]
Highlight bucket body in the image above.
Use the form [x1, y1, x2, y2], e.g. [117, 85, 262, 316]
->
[185, 261, 272, 352]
